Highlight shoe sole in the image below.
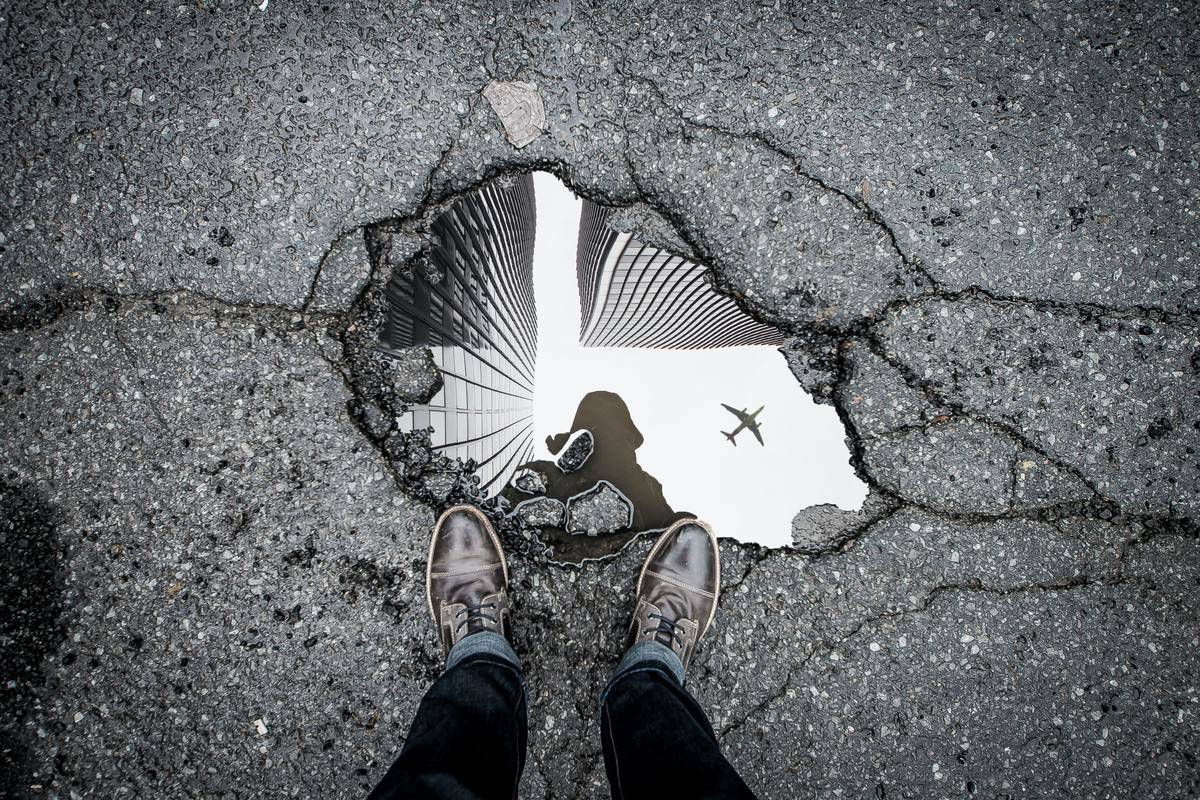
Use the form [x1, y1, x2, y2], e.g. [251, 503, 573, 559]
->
[425, 504, 510, 625]
[635, 517, 721, 640]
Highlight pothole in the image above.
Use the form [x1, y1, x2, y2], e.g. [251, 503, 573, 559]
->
[377, 170, 867, 558]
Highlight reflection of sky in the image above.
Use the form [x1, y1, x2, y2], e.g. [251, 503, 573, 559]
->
[531, 172, 866, 547]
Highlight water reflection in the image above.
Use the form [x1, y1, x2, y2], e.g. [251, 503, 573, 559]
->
[384, 175, 538, 492]
[577, 200, 784, 349]
[379, 172, 867, 549]
[504, 390, 690, 561]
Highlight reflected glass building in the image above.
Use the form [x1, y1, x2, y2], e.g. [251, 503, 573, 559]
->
[576, 200, 784, 349]
[382, 175, 538, 492]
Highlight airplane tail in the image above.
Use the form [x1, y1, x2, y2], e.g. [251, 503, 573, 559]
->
[722, 431, 737, 446]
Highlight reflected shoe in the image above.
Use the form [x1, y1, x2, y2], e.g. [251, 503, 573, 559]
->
[626, 518, 720, 672]
[426, 504, 511, 660]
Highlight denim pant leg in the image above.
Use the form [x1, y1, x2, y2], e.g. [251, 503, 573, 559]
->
[599, 641, 757, 800]
[369, 632, 527, 800]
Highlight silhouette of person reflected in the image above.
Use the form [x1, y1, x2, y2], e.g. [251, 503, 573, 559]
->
[508, 390, 687, 558]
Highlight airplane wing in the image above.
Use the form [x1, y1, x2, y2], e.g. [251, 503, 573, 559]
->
[749, 421, 764, 446]
[721, 403, 749, 422]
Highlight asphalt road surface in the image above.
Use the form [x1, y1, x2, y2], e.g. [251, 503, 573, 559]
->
[2, 2, 1196, 797]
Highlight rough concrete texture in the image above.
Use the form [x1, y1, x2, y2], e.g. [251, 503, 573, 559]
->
[513, 497, 567, 529]
[565, 481, 633, 537]
[512, 468, 549, 496]
[790, 489, 898, 555]
[555, 430, 595, 474]
[2, 2, 1197, 798]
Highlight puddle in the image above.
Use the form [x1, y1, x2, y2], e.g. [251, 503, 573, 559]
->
[387, 171, 867, 550]
[502, 389, 692, 561]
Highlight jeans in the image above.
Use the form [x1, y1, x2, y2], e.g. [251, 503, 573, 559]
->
[368, 632, 756, 799]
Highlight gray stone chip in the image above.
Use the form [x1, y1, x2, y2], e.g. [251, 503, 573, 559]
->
[556, 429, 594, 473]
[511, 496, 566, 528]
[376, 346, 442, 404]
[511, 468, 548, 495]
[421, 471, 457, 502]
[482, 80, 546, 148]
[565, 480, 633, 537]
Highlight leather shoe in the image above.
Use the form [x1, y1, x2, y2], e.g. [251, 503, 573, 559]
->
[626, 518, 720, 671]
[426, 505, 511, 660]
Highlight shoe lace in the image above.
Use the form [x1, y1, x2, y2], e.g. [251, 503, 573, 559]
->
[644, 612, 685, 649]
[455, 601, 498, 633]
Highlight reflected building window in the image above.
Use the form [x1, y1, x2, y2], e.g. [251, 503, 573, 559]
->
[576, 201, 784, 349]
[382, 175, 538, 492]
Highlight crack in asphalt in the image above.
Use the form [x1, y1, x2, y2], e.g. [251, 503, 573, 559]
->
[715, 572, 1133, 742]
[5, 107, 1191, 569]
[614, 73, 1198, 329]
[110, 325, 172, 432]
[670, 118, 1199, 326]
[4, 164, 1182, 565]
[4, 11, 1198, 798]
[801, 501, 905, 559]
[859, 332, 1114, 509]
[679, 117, 941, 293]
[854, 410, 1107, 519]
[301, 229, 360, 314]
[0, 287, 338, 335]
[716, 545, 772, 608]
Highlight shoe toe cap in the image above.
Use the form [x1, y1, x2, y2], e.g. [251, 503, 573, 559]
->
[431, 508, 503, 572]
[650, 521, 718, 591]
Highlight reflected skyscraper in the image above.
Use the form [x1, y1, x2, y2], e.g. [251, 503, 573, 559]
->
[379, 183, 786, 497]
[382, 175, 538, 492]
[576, 200, 784, 349]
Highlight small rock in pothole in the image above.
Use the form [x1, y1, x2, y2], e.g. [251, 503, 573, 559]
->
[482, 80, 546, 148]
[556, 429, 594, 473]
[354, 399, 394, 441]
[511, 468, 548, 495]
[421, 471, 458, 502]
[566, 480, 632, 536]
[374, 345, 442, 404]
[511, 496, 566, 528]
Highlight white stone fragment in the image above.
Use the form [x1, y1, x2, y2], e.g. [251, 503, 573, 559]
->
[482, 81, 546, 148]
